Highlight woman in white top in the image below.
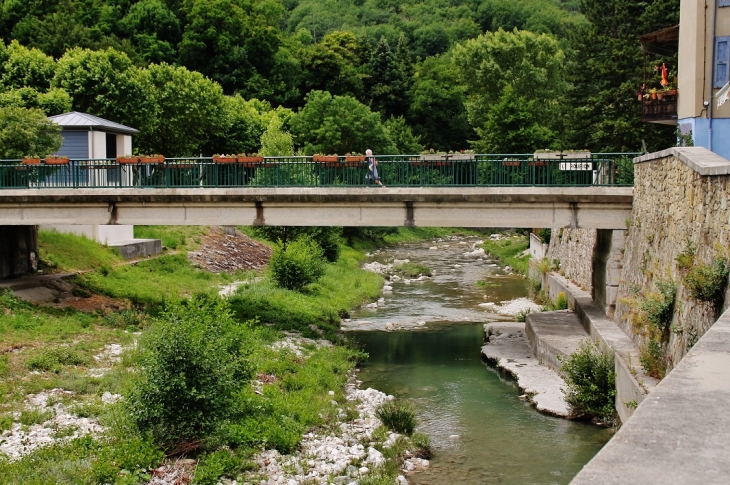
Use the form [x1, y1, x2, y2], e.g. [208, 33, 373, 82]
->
[365, 149, 385, 187]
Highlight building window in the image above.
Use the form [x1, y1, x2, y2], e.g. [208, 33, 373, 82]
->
[716, 36, 730, 88]
[720, 0, 730, 7]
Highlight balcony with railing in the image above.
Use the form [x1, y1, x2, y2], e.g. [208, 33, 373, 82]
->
[641, 90, 678, 124]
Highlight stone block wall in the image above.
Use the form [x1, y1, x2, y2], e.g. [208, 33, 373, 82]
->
[616, 147, 730, 368]
[546, 228, 597, 292]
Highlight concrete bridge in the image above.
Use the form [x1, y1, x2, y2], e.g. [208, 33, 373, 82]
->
[0, 186, 632, 229]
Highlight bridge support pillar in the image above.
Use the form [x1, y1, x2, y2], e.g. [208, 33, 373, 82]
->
[0, 226, 38, 279]
[592, 229, 625, 317]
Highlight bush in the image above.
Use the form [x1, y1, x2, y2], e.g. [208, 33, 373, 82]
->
[376, 400, 417, 436]
[561, 340, 617, 424]
[392, 262, 432, 278]
[127, 296, 253, 449]
[640, 339, 667, 379]
[683, 256, 729, 305]
[269, 238, 326, 291]
[26, 347, 90, 373]
[640, 280, 675, 334]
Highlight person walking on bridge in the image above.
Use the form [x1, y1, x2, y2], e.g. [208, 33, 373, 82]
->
[366, 149, 385, 187]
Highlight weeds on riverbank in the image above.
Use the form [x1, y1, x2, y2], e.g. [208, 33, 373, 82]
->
[134, 225, 208, 251]
[376, 400, 417, 435]
[481, 234, 530, 275]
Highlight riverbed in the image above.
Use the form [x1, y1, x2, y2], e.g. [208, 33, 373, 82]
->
[348, 236, 611, 484]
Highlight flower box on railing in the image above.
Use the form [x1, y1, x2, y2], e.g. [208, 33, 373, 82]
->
[22, 157, 41, 165]
[528, 161, 549, 167]
[345, 155, 366, 163]
[238, 156, 264, 163]
[313, 155, 339, 163]
[44, 156, 70, 165]
[502, 160, 522, 166]
[140, 156, 165, 164]
[116, 156, 139, 164]
[212, 155, 237, 163]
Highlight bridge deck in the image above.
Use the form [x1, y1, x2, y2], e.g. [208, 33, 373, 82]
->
[0, 187, 633, 229]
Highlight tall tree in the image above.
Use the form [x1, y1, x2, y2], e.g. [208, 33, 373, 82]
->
[366, 36, 410, 118]
[289, 90, 394, 155]
[564, 0, 680, 152]
[453, 28, 566, 152]
[0, 106, 62, 158]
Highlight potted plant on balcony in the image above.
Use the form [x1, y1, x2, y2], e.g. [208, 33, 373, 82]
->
[649, 88, 658, 100]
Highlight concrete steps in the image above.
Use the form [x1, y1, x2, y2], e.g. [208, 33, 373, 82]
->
[525, 310, 589, 373]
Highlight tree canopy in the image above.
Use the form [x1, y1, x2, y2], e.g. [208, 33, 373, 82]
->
[0, 0, 680, 157]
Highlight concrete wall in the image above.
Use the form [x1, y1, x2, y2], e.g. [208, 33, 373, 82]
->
[572, 303, 730, 484]
[90, 131, 106, 159]
[41, 225, 134, 245]
[0, 226, 38, 278]
[117, 134, 132, 157]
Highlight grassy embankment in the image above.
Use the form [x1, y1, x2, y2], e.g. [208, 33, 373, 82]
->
[480, 233, 531, 275]
[0, 226, 426, 484]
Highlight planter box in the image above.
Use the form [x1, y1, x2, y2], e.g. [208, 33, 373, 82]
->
[22, 158, 41, 165]
[345, 156, 366, 163]
[213, 156, 237, 163]
[448, 154, 474, 161]
[238, 156, 264, 163]
[117, 156, 139, 164]
[313, 155, 339, 163]
[528, 161, 549, 167]
[502, 161, 521, 166]
[44, 156, 70, 165]
[140, 156, 165, 164]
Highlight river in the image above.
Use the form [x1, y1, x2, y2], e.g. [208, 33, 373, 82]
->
[347, 236, 611, 484]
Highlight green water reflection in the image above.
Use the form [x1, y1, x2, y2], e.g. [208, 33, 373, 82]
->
[357, 324, 611, 484]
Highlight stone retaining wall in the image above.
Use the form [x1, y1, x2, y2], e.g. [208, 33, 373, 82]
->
[617, 147, 730, 368]
[546, 228, 596, 292]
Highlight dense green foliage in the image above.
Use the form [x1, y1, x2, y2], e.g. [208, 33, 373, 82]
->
[561, 339, 617, 424]
[129, 296, 253, 448]
[0, 105, 61, 158]
[0, 0, 679, 157]
[269, 237, 327, 291]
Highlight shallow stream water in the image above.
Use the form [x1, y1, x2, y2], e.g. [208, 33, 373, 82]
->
[348, 237, 611, 484]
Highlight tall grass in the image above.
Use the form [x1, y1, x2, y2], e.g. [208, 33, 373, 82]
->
[133, 225, 208, 250]
[38, 230, 122, 272]
[481, 235, 530, 275]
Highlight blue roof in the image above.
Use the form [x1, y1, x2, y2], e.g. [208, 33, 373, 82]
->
[48, 112, 139, 135]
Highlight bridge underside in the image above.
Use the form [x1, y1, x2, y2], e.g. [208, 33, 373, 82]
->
[0, 187, 632, 229]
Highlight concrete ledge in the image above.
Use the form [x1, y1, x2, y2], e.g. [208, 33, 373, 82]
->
[634, 147, 730, 175]
[543, 272, 657, 423]
[571, 307, 730, 484]
[525, 311, 588, 372]
[108, 239, 162, 260]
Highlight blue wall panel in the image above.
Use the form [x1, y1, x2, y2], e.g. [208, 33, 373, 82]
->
[57, 131, 88, 158]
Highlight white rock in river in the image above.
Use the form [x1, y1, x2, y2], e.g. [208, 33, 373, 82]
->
[382, 285, 393, 292]
[454, 264, 462, 268]
[396, 476, 409, 485]
[429, 246, 438, 250]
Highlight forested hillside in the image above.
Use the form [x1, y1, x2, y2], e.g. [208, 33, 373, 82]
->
[0, 0, 679, 157]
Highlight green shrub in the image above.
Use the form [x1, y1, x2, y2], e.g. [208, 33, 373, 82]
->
[193, 449, 247, 485]
[376, 400, 417, 436]
[392, 262, 432, 278]
[128, 296, 253, 449]
[561, 340, 617, 424]
[90, 435, 163, 484]
[554, 292, 568, 310]
[640, 280, 675, 334]
[683, 256, 729, 304]
[0, 354, 9, 377]
[675, 240, 696, 273]
[515, 308, 534, 322]
[411, 432, 432, 459]
[19, 409, 53, 426]
[0, 415, 12, 433]
[640, 339, 666, 379]
[269, 238, 326, 291]
[26, 347, 90, 373]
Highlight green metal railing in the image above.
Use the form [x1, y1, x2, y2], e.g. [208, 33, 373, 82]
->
[0, 154, 637, 190]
